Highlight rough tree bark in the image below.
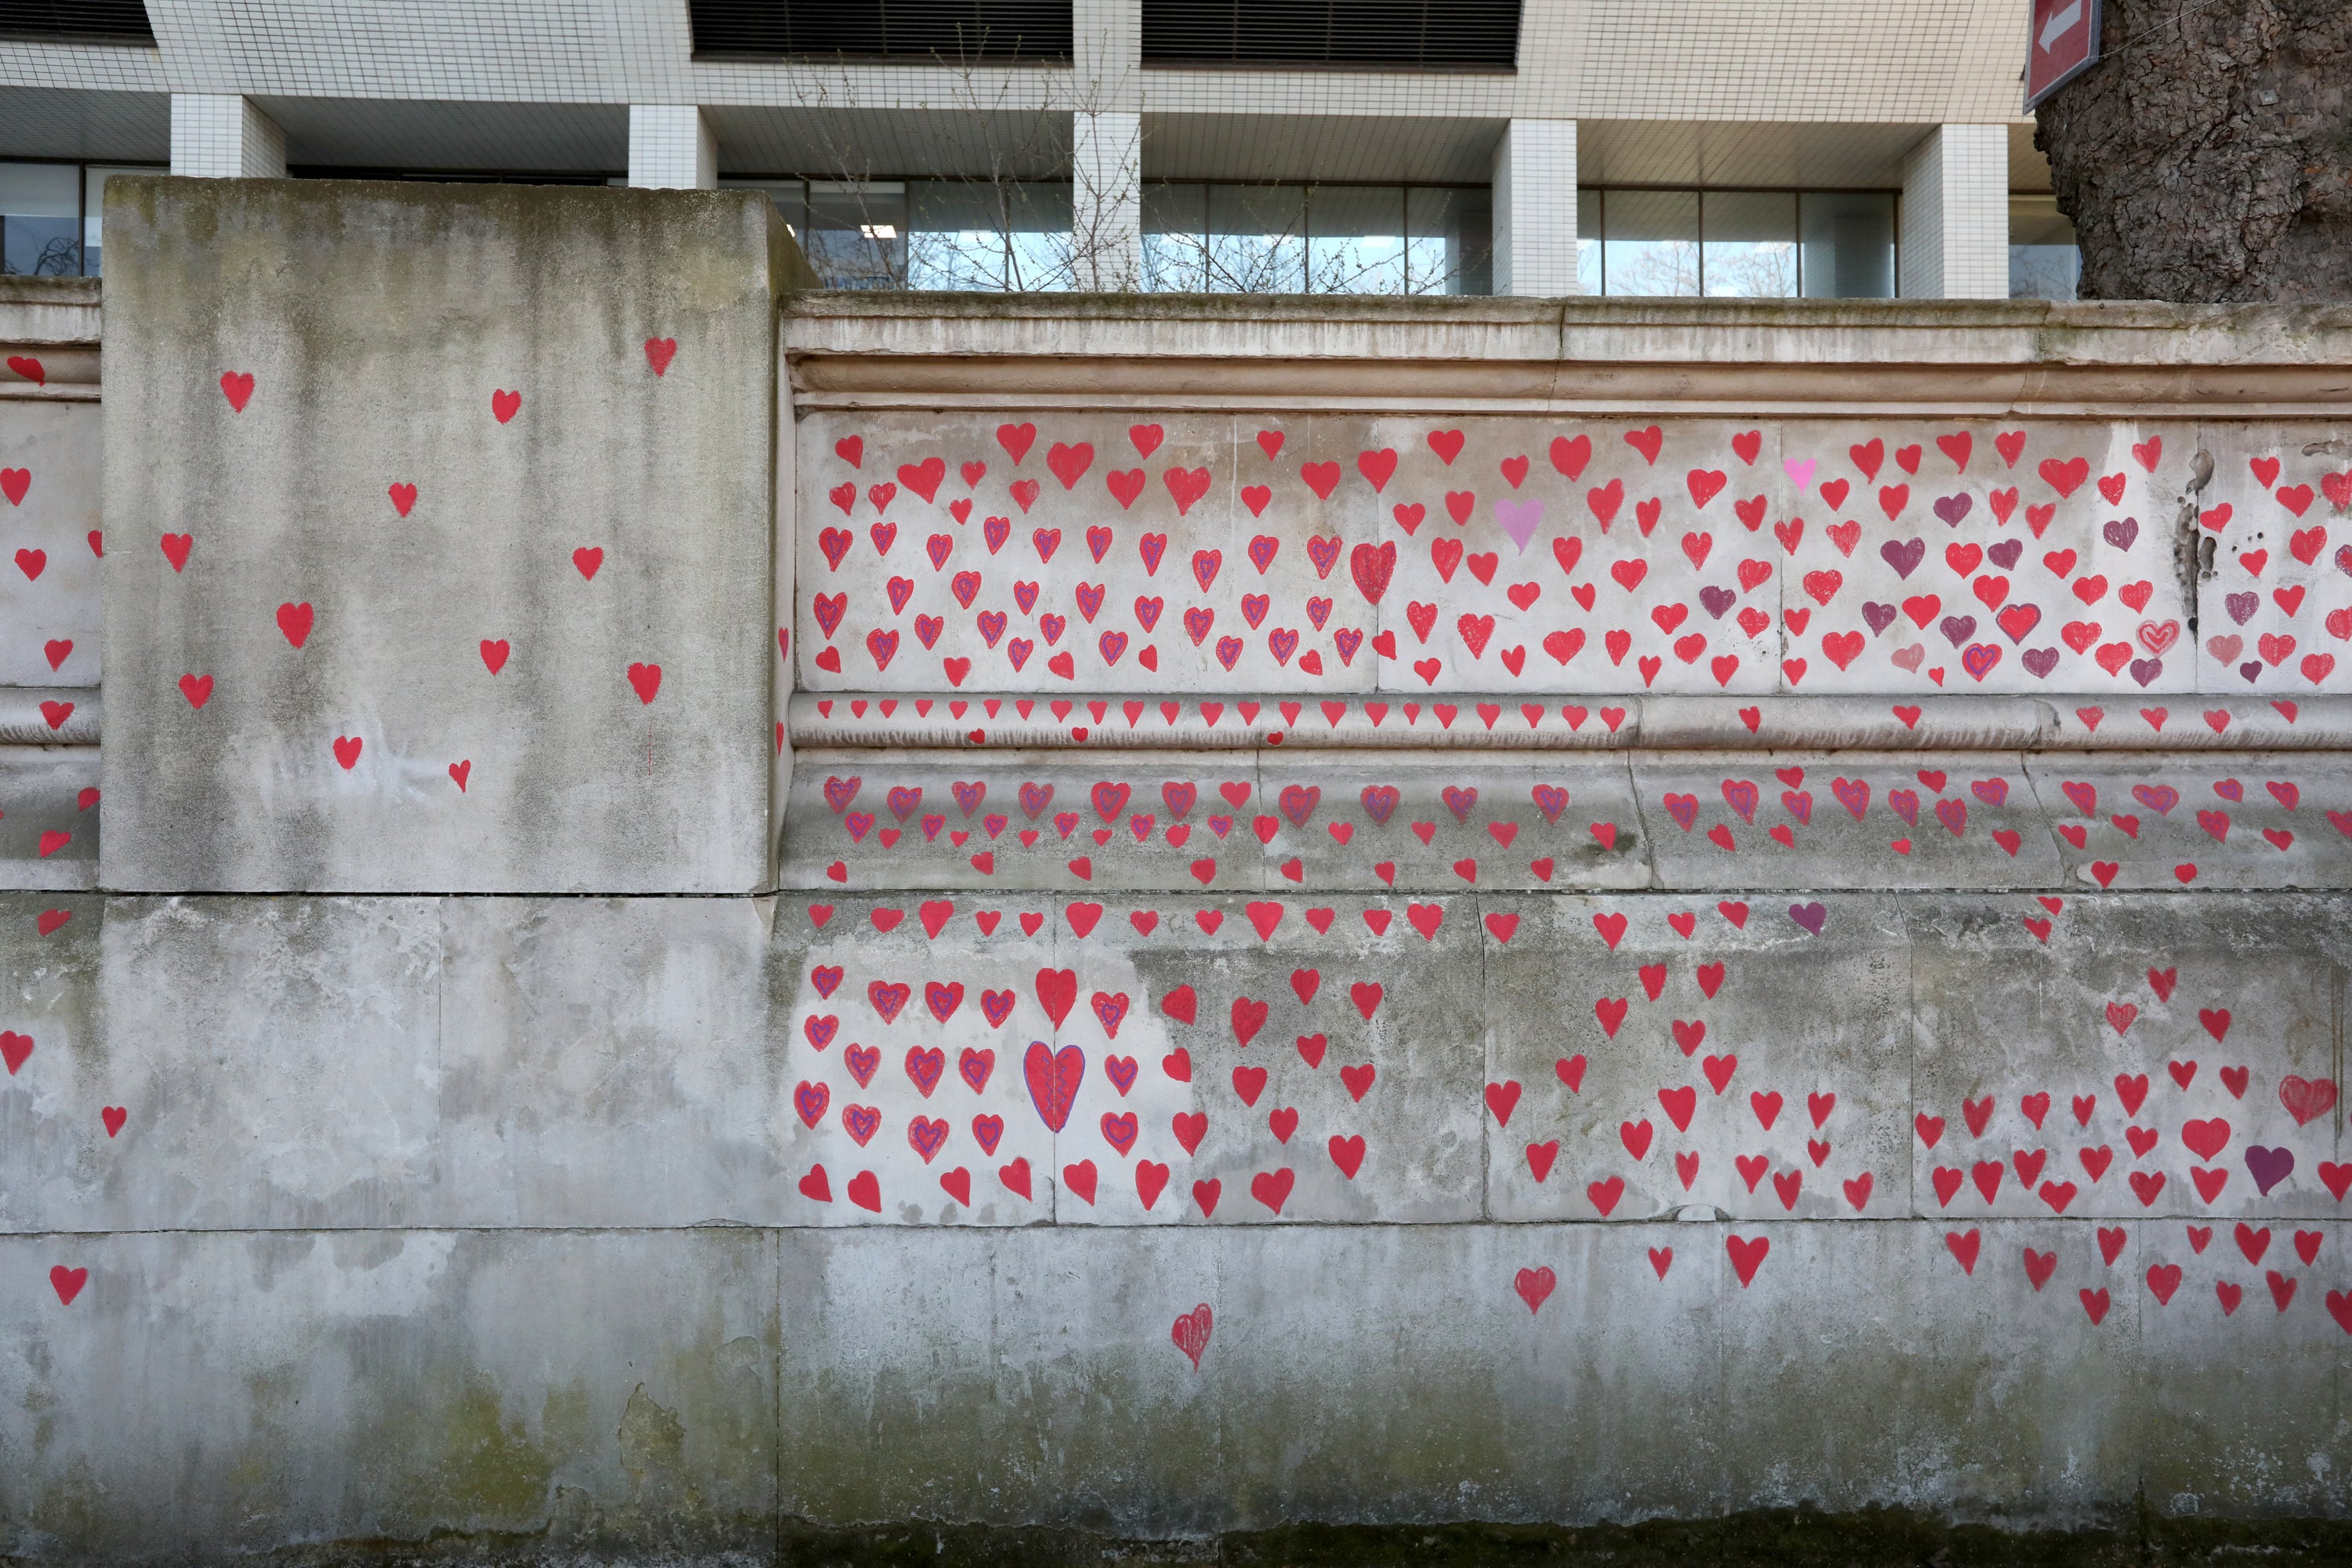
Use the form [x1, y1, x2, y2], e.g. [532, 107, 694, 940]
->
[2035, 0, 2351, 302]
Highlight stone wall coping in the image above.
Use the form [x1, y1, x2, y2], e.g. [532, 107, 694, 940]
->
[783, 295, 2352, 416]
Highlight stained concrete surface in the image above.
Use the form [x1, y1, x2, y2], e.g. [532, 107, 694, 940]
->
[96, 178, 789, 894]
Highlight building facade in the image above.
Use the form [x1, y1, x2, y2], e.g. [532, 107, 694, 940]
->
[0, 0, 2076, 299]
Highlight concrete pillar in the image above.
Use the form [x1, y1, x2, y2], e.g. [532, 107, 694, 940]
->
[628, 105, 717, 191]
[169, 95, 285, 179]
[1073, 110, 1142, 291]
[1898, 124, 2007, 299]
[1492, 118, 1579, 296]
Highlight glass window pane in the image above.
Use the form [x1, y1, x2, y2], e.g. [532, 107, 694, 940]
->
[1702, 190, 1795, 298]
[2008, 194, 2079, 300]
[908, 180, 1007, 290]
[1798, 191, 1895, 299]
[1576, 187, 1601, 295]
[1406, 186, 1491, 296]
[1307, 185, 1406, 295]
[1007, 181, 1074, 292]
[1205, 183, 1305, 293]
[1142, 181, 1208, 292]
[83, 165, 156, 277]
[1602, 188, 1697, 297]
[804, 180, 906, 289]
[0, 162, 82, 278]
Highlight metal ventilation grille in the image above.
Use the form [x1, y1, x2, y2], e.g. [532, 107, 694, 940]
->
[0, 0, 154, 42]
[1142, 0, 1519, 68]
[690, 2, 1072, 60]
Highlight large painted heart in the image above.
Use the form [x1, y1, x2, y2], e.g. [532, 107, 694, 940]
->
[1350, 541, 1396, 605]
[2281, 1076, 2338, 1126]
[1025, 1041, 1086, 1132]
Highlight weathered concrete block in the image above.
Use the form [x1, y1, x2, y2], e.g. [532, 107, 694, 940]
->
[1776, 418, 2193, 697]
[775, 1223, 1729, 1535]
[63, 895, 442, 1231]
[0, 1229, 775, 1559]
[437, 895, 787, 1227]
[770, 893, 1486, 1227]
[0, 893, 102, 1228]
[2190, 419, 2352, 699]
[1483, 894, 1913, 1222]
[1910, 894, 2345, 1223]
[1713, 1218, 2148, 1527]
[0, 744, 96, 890]
[99, 178, 789, 893]
[2136, 1218, 2352, 1520]
[1055, 891, 1487, 1225]
[0, 397, 101, 688]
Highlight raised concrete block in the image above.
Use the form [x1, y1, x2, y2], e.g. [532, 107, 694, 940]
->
[1633, 750, 2060, 889]
[99, 178, 789, 893]
[780, 748, 1651, 894]
[0, 1229, 775, 1559]
[2024, 751, 2352, 891]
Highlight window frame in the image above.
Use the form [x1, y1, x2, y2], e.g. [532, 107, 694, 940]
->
[1581, 183, 1905, 300]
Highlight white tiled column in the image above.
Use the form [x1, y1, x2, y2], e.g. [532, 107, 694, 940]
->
[1073, 110, 1142, 291]
[628, 105, 717, 191]
[1898, 125, 2007, 299]
[169, 95, 286, 178]
[1493, 118, 1579, 296]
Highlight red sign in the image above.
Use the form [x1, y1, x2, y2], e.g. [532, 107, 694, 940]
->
[2025, 0, 2101, 110]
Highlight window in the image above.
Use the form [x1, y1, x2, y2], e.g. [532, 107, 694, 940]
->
[725, 178, 1079, 290]
[2009, 194, 2080, 301]
[0, 160, 162, 277]
[0, 0, 154, 43]
[1145, 182, 1490, 294]
[1141, 0, 1520, 69]
[729, 176, 1491, 293]
[1580, 187, 1897, 299]
[689, 1, 1071, 61]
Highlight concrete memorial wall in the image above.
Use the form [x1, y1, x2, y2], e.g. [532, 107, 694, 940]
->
[2, 183, 2351, 1562]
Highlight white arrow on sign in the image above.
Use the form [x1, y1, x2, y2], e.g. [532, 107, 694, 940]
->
[2039, 0, 2083, 50]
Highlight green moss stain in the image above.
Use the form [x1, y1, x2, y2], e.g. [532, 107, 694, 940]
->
[424, 1373, 563, 1523]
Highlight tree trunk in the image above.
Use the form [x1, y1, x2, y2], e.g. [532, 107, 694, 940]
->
[2035, 0, 2352, 302]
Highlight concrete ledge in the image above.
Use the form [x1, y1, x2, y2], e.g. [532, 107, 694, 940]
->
[0, 688, 98, 746]
[785, 296, 2352, 415]
[788, 692, 2349, 753]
